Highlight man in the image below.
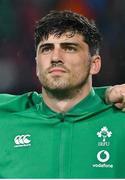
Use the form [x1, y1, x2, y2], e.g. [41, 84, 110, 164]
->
[0, 10, 125, 178]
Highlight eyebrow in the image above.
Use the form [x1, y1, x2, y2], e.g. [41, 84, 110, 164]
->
[38, 42, 79, 49]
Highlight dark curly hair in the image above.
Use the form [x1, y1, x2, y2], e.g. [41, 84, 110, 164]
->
[34, 10, 102, 56]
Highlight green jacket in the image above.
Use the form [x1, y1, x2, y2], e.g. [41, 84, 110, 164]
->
[0, 87, 125, 178]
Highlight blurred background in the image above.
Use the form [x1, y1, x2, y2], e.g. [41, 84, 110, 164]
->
[0, 0, 125, 94]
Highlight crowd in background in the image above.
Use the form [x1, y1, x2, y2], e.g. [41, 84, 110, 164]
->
[0, 0, 125, 94]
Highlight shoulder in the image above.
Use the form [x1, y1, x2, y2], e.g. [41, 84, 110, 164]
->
[94, 86, 108, 99]
[0, 91, 42, 112]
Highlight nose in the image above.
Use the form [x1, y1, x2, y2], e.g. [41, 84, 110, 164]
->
[51, 47, 63, 64]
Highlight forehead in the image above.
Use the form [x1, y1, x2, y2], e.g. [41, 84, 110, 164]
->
[37, 33, 85, 47]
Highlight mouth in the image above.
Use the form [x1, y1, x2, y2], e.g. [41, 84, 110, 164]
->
[48, 67, 67, 74]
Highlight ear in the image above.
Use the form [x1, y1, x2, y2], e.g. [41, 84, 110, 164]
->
[90, 55, 101, 75]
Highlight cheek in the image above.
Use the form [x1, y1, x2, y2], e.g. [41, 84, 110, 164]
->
[70, 60, 91, 79]
[36, 59, 44, 77]
[36, 62, 40, 77]
[36, 57, 49, 74]
[70, 59, 89, 72]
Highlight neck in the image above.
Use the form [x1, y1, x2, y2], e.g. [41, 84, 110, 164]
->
[42, 83, 92, 113]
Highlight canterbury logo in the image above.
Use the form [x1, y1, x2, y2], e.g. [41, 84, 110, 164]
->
[14, 134, 31, 147]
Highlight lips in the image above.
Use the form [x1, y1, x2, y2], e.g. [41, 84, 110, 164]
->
[49, 67, 66, 73]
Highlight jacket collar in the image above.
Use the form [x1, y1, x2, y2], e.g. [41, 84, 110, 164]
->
[33, 88, 112, 122]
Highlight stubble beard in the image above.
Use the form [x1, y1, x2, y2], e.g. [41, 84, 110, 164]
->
[39, 68, 91, 100]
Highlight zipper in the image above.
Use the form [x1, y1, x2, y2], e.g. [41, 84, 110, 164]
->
[59, 122, 65, 178]
[58, 114, 72, 178]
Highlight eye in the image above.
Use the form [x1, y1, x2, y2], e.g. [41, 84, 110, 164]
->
[39, 46, 53, 54]
[64, 46, 77, 53]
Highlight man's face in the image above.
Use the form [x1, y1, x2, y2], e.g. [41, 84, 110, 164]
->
[36, 33, 101, 93]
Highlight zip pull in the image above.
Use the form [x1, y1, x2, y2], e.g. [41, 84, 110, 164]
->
[61, 112, 65, 122]
[61, 118, 65, 122]
[57, 113, 65, 122]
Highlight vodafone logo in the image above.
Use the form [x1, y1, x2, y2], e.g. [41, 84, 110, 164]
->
[92, 150, 113, 168]
[14, 134, 31, 147]
[97, 150, 110, 163]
